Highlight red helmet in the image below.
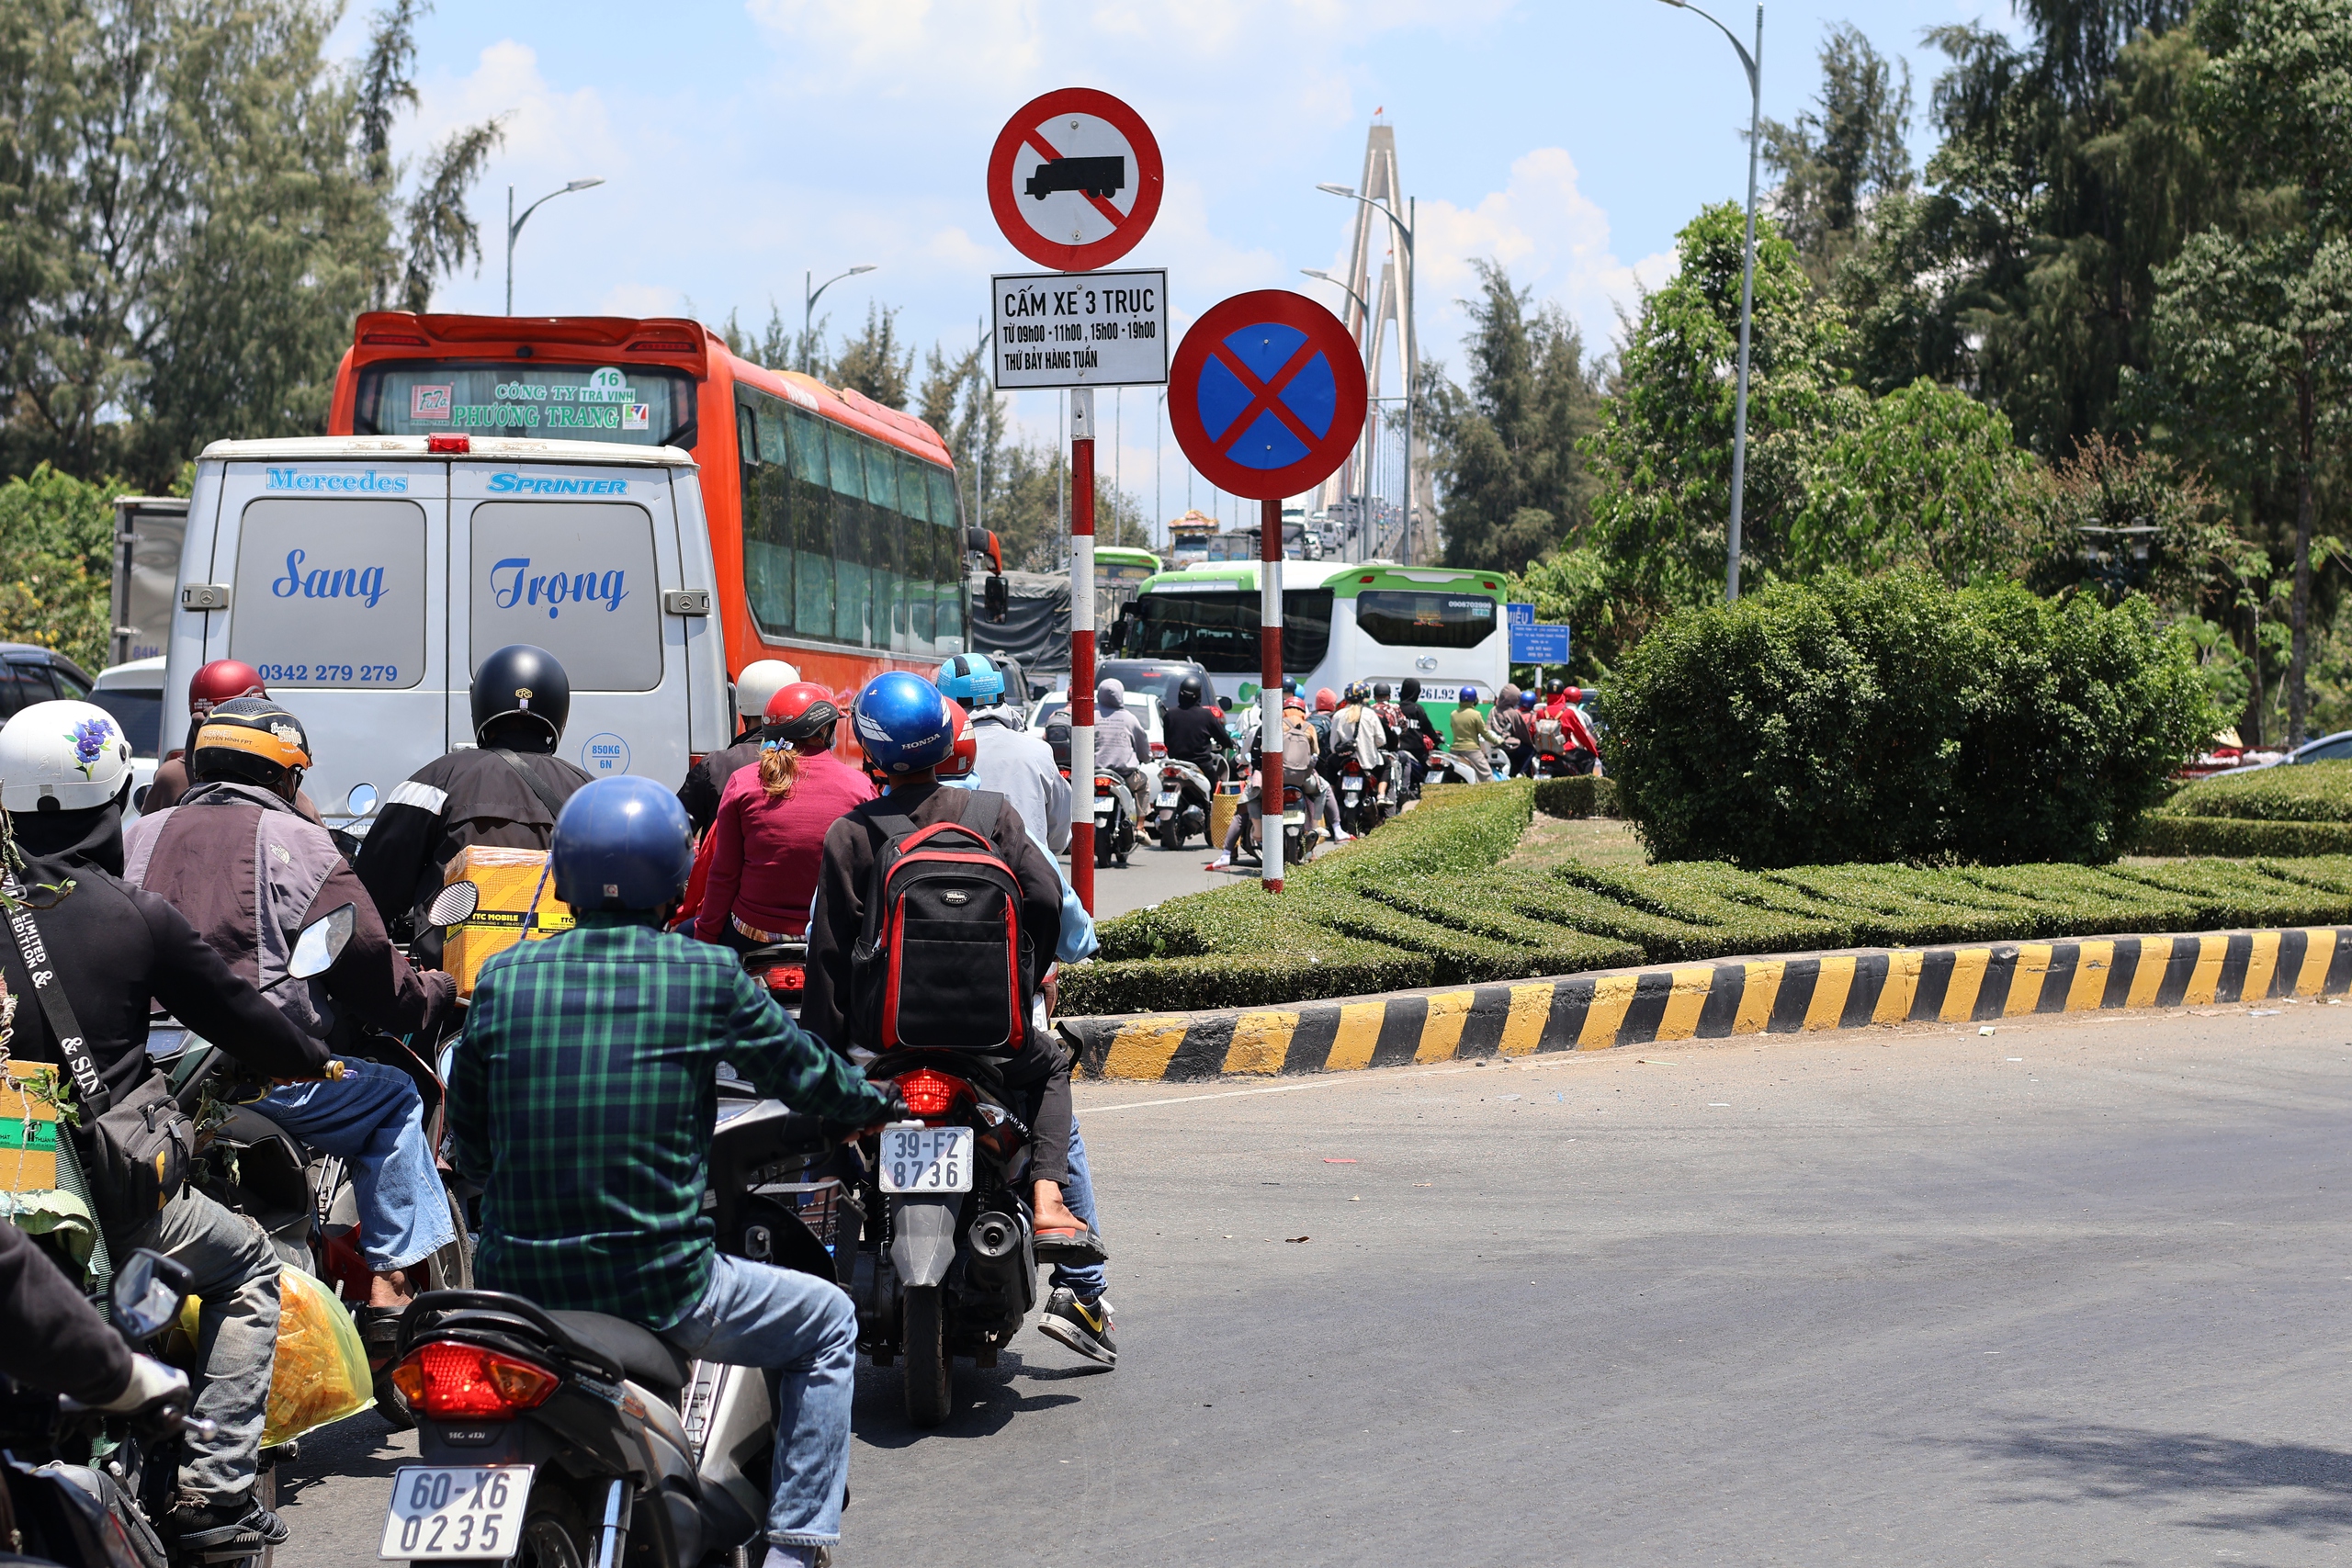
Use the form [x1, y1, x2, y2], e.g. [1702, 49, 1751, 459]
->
[1283, 694, 1307, 714]
[1314, 687, 1338, 713]
[935, 698, 978, 779]
[763, 681, 841, 743]
[188, 660, 266, 719]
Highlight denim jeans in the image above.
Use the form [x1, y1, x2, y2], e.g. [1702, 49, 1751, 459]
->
[259, 1059, 454, 1272]
[114, 1189, 278, 1501]
[663, 1256, 857, 1548]
[1052, 1118, 1106, 1301]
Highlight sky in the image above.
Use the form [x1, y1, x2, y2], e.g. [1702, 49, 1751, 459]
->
[345, 0, 2027, 528]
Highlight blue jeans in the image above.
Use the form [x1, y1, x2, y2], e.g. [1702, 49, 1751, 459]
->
[1053, 1118, 1106, 1301]
[664, 1255, 857, 1548]
[259, 1059, 454, 1272]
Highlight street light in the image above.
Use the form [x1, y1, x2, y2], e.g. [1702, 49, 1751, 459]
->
[505, 179, 605, 315]
[803, 265, 877, 376]
[1316, 183, 1417, 565]
[1657, 0, 1762, 602]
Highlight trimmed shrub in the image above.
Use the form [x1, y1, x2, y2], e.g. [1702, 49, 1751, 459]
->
[2133, 816, 2352, 858]
[1602, 571, 2215, 867]
[1532, 775, 1621, 819]
[2158, 761, 2352, 823]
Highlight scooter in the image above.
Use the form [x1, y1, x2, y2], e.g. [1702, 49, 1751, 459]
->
[1281, 776, 1322, 864]
[1426, 751, 1492, 787]
[1091, 772, 1137, 869]
[387, 944, 865, 1568]
[0, 1249, 227, 1568]
[1150, 757, 1216, 851]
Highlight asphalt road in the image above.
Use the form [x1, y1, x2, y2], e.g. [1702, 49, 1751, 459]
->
[278, 1002, 2352, 1567]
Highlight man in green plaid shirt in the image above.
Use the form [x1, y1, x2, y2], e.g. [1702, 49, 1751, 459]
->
[449, 776, 899, 1568]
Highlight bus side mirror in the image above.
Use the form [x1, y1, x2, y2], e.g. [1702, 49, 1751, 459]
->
[984, 573, 1008, 623]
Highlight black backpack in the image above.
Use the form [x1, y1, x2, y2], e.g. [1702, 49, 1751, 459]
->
[847, 799, 1035, 1055]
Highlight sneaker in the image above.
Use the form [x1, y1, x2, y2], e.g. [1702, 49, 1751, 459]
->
[1211, 853, 1232, 868]
[167, 1491, 290, 1550]
[1037, 1286, 1117, 1368]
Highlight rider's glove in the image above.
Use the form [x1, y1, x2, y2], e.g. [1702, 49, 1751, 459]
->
[93, 1354, 188, 1415]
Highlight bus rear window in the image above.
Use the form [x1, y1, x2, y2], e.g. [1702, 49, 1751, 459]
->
[1357, 591, 1498, 649]
[355, 361, 697, 447]
[229, 499, 427, 688]
[1130, 590, 1331, 673]
[470, 502, 662, 692]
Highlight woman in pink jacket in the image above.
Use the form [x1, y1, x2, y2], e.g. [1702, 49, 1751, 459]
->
[695, 682, 876, 952]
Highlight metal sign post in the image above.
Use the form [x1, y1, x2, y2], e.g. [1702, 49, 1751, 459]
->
[1069, 388, 1097, 910]
[1167, 290, 1368, 893]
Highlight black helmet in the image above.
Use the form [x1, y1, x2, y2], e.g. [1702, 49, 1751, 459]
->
[1374, 682, 1392, 702]
[472, 644, 571, 749]
[190, 696, 311, 789]
[1176, 673, 1205, 708]
[1400, 677, 1421, 703]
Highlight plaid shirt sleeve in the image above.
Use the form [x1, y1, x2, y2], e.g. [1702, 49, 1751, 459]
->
[724, 965, 894, 1124]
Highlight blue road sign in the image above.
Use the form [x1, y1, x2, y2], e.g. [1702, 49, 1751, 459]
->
[1508, 603, 1571, 663]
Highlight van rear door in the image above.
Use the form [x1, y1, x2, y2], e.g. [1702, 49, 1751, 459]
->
[200, 458, 448, 817]
[449, 460, 696, 785]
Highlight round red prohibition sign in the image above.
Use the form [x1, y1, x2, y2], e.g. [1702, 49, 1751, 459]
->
[1168, 290, 1368, 502]
[988, 87, 1164, 272]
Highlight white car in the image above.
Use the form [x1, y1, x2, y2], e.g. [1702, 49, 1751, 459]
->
[91, 655, 165, 816]
[1028, 690, 1165, 757]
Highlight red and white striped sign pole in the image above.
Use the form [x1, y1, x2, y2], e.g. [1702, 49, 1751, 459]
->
[1259, 494, 1284, 892]
[1069, 388, 1097, 913]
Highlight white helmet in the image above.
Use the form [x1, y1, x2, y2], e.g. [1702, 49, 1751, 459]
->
[734, 660, 800, 731]
[0, 701, 136, 812]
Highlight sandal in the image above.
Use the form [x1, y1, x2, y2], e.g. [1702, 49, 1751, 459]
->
[1031, 1224, 1110, 1266]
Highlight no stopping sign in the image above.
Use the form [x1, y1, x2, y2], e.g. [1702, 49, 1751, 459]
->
[1168, 290, 1368, 502]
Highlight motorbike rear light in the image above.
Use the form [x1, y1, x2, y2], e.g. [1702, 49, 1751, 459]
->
[426, 434, 470, 454]
[893, 1067, 974, 1122]
[390, 1342, 559, 1419]
[1283, 786, 1303, 805]
[764, 964, 805, 993]
[1150, 740, 1166, 756]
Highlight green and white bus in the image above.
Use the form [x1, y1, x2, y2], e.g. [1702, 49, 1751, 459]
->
[1112, 559, 1510, 718]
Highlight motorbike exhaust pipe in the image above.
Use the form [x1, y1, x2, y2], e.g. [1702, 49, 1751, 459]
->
[966, 1211, 1033, 1301]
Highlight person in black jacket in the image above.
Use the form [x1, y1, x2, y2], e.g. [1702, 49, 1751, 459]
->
[676, 659, 799, 836]
[355, 644, 594, 963]
[0, 700, 329, 1554]
[0, 1223, 187, 1413]
[1161, 672, 1234, 783]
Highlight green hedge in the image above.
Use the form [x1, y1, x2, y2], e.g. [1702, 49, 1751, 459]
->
[1600, 571, 2215, 867]
[1532, 775, 1621, 819]
[1062, 781, 2352, 1018]
[2133, 815, 2352, 858]
[2158, 761, 2352, 822]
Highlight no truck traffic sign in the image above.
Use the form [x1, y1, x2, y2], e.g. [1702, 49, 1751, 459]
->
[988, 88, 1164, 272]
[990, 269, 1168, 389]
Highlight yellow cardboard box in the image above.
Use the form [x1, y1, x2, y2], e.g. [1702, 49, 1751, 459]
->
[442, 845, 575, 996]
[1, 1060, 64, 1194]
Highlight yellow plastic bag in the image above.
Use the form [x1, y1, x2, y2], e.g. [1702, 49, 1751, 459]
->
[179, 1267, 374, 1444]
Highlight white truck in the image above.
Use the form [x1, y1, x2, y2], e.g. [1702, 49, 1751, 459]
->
[164, 434, 729, 833]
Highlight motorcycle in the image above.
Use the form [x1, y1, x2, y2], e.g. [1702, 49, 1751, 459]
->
[386, 941, 865, 1568]
[1150, 757, 1215, 851]
[1281, 778, 1321, 864]
[1426, 751, 1492, 787]
[0, 1248, 226, 1568]
[1338, 756, 1393, 837]
[1091, 771, 1137, 869]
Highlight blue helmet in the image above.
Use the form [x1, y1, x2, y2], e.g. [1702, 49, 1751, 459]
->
[854, 671, 954, 773]
[935, 652, 1005, 706]
[550, 775, 694, 912]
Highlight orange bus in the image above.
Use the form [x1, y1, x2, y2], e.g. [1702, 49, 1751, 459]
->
[329, 312, 984, 700]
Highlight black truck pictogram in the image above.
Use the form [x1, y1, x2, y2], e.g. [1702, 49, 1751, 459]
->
[1025, 155, 1125, 201]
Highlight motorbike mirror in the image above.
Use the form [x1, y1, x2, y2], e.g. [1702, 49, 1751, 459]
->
[111, 1248, 196, 1339]
[345, 782, 379, 818]
[427, 880, 481, 929]
[288, 902, 356, 980]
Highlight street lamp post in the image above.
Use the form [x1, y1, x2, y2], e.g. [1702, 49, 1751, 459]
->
[1658, 0, 1762, 602]
[1315, 186, 1416, 566]
[803, 265, 877, 376]
[506, 178, 605, 315]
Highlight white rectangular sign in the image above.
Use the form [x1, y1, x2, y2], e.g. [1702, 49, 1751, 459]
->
[990, 269, 1168, 389]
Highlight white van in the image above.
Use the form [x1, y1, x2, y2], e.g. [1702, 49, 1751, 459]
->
[166, 435, 728, 832]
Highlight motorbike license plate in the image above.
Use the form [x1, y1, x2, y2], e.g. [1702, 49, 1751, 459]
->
[1158, 791, 1178, 806]
[878, 1124, 974, 1194]
[379, 1465, 532, 1561]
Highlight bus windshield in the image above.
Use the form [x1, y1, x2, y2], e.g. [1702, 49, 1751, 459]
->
[353, 361, 698, 446]
[1129, 589, 1332, 672]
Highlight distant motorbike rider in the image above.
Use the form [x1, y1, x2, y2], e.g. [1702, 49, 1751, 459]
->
[124, 696, 460, 1352]
[1487, 683, 1533, 777]
[1161, 671, 1236, 784]
[677, 659, 801, 836]
[1539, 682, 1603, 775]
[140, 659, 322, 821]
[355, 644, 594, 963]
[940, 652, 1069, 853]
[1449, 686, 1499, 776]
[1215, 694, 1331, 866]
[693, 682, 875, 952]
[1393, 677, 1441, 777]
[1091, 678, 1152, 804]
[0, 700, 329, 1553]
[452, 776, 902, 1568]
[1330, 682, 1389, 807]
[801, 673, 1091, 1246]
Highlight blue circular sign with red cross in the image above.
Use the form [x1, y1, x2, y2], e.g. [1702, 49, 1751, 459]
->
[1168, 290, 1368, 502]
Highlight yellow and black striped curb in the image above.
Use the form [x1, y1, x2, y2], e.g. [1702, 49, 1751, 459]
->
[1060, 928, 2352, 1082]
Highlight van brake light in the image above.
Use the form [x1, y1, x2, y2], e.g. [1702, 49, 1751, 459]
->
[426, 434, 470, 455]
